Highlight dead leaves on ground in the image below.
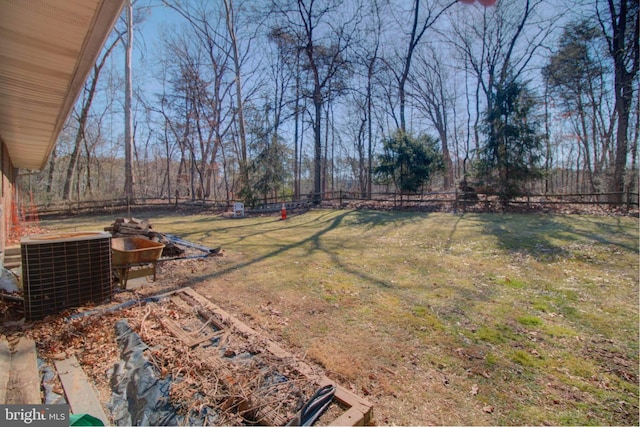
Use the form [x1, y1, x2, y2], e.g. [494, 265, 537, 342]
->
[8, 295, 319, 426]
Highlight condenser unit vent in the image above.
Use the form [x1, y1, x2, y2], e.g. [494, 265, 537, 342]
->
[21, 232, 112, 321]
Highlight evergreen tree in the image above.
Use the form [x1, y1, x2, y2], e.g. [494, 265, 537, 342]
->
[476, 80, 542, 204]
[249, 135, 290, 205]
[375, 130, 443, 194]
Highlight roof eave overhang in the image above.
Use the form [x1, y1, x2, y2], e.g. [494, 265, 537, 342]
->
[0, 0, 125, 171]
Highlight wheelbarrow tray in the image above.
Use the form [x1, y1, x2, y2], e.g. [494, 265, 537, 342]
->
[111, 237, 165, 266]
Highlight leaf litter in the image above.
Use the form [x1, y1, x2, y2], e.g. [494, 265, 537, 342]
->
[4, 290, 321, 426]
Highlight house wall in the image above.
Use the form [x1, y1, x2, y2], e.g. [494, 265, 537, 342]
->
[0, 137, 15, 255]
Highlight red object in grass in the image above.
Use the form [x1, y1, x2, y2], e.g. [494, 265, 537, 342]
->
[281, 203, 287, 220]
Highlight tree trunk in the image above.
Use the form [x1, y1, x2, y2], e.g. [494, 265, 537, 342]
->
[224, 0, 249, 199]
[440, 131, 454, 189]
[46, 146, 56, 195]
[124, 0, 135, 205]
[62, 118, 84, 200]
[604, 0, 639, 204]
[61, 28, 119, 201]
[313, 87, 322, 204]
[367, 64, 373, 199]
[294, 67, 301, 199]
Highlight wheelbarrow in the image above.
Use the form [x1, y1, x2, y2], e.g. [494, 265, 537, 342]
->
[111, 237, 165, 288]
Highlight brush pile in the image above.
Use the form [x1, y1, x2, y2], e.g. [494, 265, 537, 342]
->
[18, 289, 321, 426]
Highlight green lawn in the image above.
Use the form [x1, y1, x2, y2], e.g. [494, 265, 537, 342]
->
[43, 209, 639, 425]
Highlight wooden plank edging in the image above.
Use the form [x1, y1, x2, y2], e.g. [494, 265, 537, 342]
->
[5, 338, 41, 404]
[0, 339, 10, 404]
[178, 287, 373, 426]
[55, 355, 109, 425]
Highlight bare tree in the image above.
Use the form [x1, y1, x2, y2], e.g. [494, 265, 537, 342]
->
[269, 0, 358, 203]
[37, 0, 620, 206]
[124, 0, 135, 206]
[450, 0, 551, 171]
[164, 0, 260, 202]
[628, 85, 639, 198]
[223, 0, 250, 199]
[354, 0, 383, 197]
[544, 20, 615, 192]
[385, 0, 455, 132]
[163, 1, 244, 200]
[597, 0, 639, 203]
[411, 47, 455, 188]
[62, 35, 121, 200]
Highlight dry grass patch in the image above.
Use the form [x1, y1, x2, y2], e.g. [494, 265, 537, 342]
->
[40, 209, 638, 425]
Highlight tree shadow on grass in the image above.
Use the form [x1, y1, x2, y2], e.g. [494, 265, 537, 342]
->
[345, 209, 425, 231]
[281, 210, 427, 289]
[180, 210, 426, 290]
[176, 211, 357, 286]
[421, 212, 639, 336]
[469, 213, 638, 260]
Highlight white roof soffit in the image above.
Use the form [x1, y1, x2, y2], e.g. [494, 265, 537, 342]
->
[0, 0, 125, 170]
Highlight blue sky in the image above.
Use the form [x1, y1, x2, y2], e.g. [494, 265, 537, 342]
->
[87, 0, 582, 159]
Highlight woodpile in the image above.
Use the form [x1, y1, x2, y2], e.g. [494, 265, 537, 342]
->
[104, 217, 153, 236]
[104, 217, 184, 257]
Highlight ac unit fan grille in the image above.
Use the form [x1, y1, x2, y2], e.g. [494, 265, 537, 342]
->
[21, 234, 112, 321]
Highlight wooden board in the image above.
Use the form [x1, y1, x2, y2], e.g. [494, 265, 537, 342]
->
[175, 293, 226, 330]
[159, 317, 194, 345]
[169, 294, 192, 312]
[188, 330, 225, 347]
[159, 316, 224, 348]
[178, 287, 373, 426]
[55, 356, 108, 425]
[323, 379, 373, 426]
[0, 339, 10, 404]
[5, 338, 41, 404]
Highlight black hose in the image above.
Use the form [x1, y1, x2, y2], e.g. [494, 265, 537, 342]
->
[286, 384, 336, 426]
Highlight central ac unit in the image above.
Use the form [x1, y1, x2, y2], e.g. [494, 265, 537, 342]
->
[21, 232, 112, 321]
